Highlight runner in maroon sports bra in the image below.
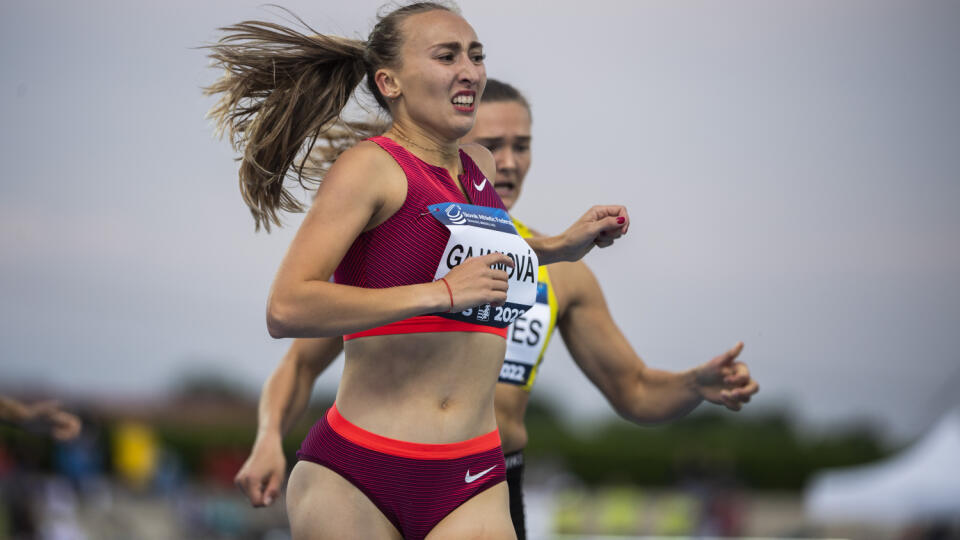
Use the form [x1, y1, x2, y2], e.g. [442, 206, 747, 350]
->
[206, 3, 629, 539]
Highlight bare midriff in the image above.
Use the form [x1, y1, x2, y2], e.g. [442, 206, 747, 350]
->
[336, 331, 507, 445]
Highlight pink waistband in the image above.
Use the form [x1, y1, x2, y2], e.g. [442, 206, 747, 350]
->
[326, 404, 501, 460]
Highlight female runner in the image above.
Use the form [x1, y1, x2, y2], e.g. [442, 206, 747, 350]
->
[207, 4, 629, 539]
[231, 78, 758, 539]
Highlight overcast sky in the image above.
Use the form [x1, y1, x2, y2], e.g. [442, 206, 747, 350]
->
[1, 0, 958, 443]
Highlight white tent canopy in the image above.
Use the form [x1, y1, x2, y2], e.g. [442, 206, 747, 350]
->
[805, 410, 960, 525]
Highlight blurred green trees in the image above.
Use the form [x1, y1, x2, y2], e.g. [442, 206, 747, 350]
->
[524, 398, 888, 490]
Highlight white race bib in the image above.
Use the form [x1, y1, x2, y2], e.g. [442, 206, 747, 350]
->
[499, 281, 551, 385]
[428, 202, 538, 328]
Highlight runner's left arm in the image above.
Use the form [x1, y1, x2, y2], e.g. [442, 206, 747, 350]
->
[462, 144, 629, 265]
[553, 261, 759, 423]
[235, 337, 344, 507]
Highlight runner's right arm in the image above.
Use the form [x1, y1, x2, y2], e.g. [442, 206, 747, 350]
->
[267, 142, 513, 338]
[235, 337, 344, 507]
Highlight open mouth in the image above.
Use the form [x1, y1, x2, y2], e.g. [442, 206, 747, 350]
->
[451, 91, 475, 112]
[495, 181, 516, 193]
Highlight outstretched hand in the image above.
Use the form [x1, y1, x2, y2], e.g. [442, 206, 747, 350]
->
[693, 342, 759, 411]
[557, 205, 629, 262]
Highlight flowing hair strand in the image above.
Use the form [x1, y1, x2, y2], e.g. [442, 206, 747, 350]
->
[204, 13, 367, 231]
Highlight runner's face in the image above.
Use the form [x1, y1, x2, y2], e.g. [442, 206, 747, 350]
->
[394, 11, 486, 139]
[462, 101, 532, 210]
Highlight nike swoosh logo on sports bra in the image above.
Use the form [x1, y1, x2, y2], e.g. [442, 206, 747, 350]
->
[473, 178, 487, 191]
[464, 465, 497, 483]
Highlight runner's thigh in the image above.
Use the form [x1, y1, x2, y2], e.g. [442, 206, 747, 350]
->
[425, 481, 516, 540]
[287, 460, 401, 540]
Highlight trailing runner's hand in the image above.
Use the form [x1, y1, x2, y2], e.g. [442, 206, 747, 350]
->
[693, 342, 759, 411]
[533, 205, 629, 264]
[235, 433, 286, 507]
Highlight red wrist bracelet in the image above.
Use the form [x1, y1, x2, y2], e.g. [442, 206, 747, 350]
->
[439, 277, 454, 313]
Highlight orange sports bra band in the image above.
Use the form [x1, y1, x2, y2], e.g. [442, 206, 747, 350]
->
[343, 315, 509, 341]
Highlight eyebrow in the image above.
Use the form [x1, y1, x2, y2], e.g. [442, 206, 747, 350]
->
[475, 136, 532, 144]
[431, 41, 484, 52]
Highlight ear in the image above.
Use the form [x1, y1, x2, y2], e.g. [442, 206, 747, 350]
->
[375, 68, 401, 101]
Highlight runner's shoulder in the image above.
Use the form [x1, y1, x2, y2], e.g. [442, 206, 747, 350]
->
[460, 143, 495, 180]
[322, 140, 405, 197]
[332, 140, 400, 177]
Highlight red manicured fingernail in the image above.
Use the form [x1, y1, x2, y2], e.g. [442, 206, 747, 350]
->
[617, 217, 625, 224]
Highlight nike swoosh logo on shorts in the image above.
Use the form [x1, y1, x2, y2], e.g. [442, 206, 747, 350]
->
[474, 178, 487, 191]
[464, 465, 497, 483]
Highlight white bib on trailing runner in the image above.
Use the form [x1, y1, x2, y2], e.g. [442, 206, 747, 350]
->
[498, 218, 559, 390]
[428, 202, 538, 328]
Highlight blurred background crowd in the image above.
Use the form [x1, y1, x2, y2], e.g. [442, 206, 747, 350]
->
[2, 381, 958, 538]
